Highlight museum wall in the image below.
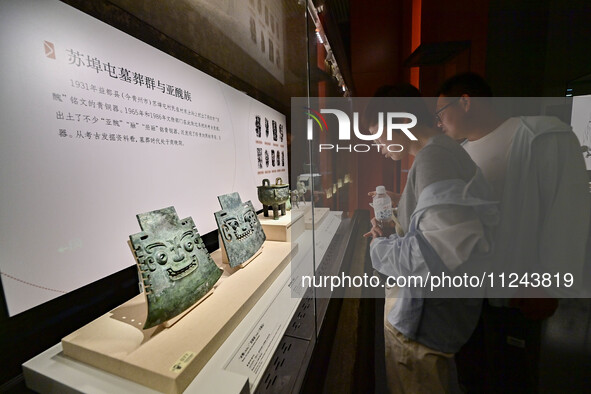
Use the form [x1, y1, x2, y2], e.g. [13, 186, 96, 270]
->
[349, 0, 408, 210]
[486, 0, 591, 97]
[418, 0, 489, 96]
[543, 0, 591, 96]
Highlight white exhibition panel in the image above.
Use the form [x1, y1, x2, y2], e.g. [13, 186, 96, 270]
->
[0, 0, 288, 316]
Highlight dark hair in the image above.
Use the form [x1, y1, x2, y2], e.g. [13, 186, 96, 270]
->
[363, 83, 433, 129]
[437, 72, 493, 97]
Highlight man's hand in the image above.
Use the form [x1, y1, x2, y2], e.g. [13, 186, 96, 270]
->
[363, 217, 395, 241]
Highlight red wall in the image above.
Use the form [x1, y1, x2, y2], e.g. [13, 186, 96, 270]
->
[349, 0, 490, 209]
[350, 0, 408, 207]
[419, 0, 489, 95]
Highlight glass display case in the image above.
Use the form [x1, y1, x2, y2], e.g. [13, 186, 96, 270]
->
[3, 0, 365, 393]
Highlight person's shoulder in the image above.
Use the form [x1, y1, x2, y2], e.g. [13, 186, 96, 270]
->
[518, 116, 572, 136]
[414, 134, 475, 178]
[418, 134, 470, 160]
[513, 116, 580, 153]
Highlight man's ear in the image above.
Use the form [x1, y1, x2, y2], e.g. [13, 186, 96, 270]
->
[459, 94, 471, 113]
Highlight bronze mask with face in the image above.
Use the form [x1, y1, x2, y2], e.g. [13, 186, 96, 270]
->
[130, 206, 222, 329]
[214, 193, 265, 267]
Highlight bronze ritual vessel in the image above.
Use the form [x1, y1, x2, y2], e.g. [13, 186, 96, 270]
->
[257, 177, 290, 220]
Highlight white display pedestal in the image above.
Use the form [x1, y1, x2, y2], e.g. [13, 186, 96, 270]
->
[257, 209, 306, 242]
[22, 217, 345, 394]
[59, 241, 296, 394]
[304, 207, 330, 229]
[290, 203, 312, 218]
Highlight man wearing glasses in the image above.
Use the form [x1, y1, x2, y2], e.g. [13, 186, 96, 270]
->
[436, 72, 589, 392]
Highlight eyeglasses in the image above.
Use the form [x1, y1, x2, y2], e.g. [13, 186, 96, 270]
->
[434, 97, 460, 123]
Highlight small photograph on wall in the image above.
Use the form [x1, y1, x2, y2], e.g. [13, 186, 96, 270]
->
[272, 120, 277, 141]
[255, 115, 261, 138]
[257, 147, 263, 169]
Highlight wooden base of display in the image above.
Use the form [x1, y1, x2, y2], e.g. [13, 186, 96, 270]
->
[258, 209, 305, 242]
[304, 207, 330, 229]
[61, 241, 296, 394]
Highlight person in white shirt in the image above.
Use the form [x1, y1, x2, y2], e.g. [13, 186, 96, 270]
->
[436, 72, 590, 392]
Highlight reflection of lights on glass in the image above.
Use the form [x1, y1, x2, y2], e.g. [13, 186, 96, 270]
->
[338, 179, 343, 188]
[333, 184, 337, 194]
[315, 28, 324, 44]
[325, 188, 333, 198]
[344, 174, 352, 184]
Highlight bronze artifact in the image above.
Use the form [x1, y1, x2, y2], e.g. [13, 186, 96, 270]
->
[215, 193, 266, 267]
[257, 177, 290, 219]
[291, 182, 307, 209]
[129, 206, 222, 329]
[291, 189, 302, 209]
[298, 181, 307, 194]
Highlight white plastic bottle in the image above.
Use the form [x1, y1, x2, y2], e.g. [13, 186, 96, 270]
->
[372, 185, 394, 227]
